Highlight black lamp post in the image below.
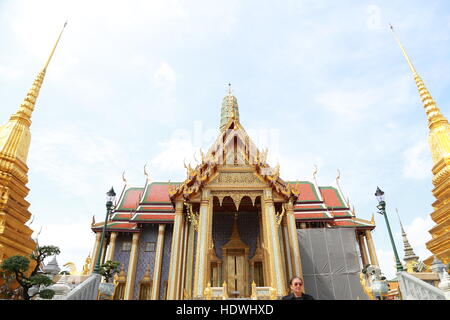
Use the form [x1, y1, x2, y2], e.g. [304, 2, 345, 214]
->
[93, 187, 116, 274]
[374, 186, 404, 272]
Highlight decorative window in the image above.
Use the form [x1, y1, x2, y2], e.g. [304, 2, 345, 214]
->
[121, 241, 132, 251]
[145, 242, 156, 252]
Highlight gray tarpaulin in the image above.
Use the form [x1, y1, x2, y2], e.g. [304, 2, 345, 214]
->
[298, 228, 369, 300]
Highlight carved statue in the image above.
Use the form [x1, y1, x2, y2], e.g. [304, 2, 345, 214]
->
[82, 255, 91, 275]
[63, 262, 78, 275]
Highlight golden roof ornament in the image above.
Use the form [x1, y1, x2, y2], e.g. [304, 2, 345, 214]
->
[220, 83, 240, 131]
[122, 171, 128, 186]
[144, 164, 151, 182]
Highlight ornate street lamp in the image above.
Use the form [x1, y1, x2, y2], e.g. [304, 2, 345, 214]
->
[93, 187, 117, 274]
[375, 186, 404, 272]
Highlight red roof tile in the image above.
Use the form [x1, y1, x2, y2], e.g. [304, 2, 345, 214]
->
[117, 188, 143, 210]
[288, 181, 320, 202]
[319, 187, 346, 208]
[143, 183, 177, 204]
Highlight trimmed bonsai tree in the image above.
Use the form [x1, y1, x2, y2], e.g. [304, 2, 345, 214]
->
[0, 245, 60, 300]
[99, 260, 120, 283]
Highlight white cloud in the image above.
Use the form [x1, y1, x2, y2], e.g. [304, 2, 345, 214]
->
[403, 140, 432, 179]
[150, 131, 198, 177]
[0, 65, 21, 80]
[153, 62, 177, 90]
[33, 221, 96, 273]
[366, 5, 382, 31]
[376, 248, 397, 280]
[315, 89, 375, 121]
[29, 126, 130, 196]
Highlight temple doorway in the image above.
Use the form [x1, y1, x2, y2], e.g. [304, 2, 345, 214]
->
[211, 196, 261, 298]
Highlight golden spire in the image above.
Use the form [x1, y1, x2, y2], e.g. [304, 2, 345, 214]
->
[0, 21, 67, 164]
[390, 24, 450, 163]
[12, 21, 67, 126]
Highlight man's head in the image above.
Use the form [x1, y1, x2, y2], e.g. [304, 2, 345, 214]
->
[290, 276, 304, 296]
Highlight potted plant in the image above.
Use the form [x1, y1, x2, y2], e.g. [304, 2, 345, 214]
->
[98, 260, 120, 299]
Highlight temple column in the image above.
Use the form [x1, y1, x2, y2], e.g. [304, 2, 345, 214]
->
[106, 232, 118, 261]
[263, 188, 287, 296]
[124, 232, 140, 300]
[357, 232, 369, 267]
[151, 224, 166, 300]
[279, 219, 290, 284]
[260, 197, 273, 286]
[218, 261, 222, 286]
[89, 232, 101, 273]
[365, 230, 379, 266]
[193, 189, 211, 298]
[281, 219, 293, 281]
[167, 200, 185, 299]
[179, 216, 189, 298]
[100, 236, 108, 264]
[286, 199, 303, 279]
[185, 220, 195, 297]
[258, 205, 270, 286]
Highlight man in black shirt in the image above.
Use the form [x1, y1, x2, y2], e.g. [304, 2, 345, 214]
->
[282, 276, 315, 300]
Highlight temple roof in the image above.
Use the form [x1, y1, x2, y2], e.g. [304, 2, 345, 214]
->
[92, 180, 372, 232]
[91, 92, 373, 233]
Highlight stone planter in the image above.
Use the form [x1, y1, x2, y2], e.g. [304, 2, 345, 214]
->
[98, 283, 115, 300]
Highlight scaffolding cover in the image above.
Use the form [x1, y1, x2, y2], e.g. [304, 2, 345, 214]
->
[298, 228, 369, 300]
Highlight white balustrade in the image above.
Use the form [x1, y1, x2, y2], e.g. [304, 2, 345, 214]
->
[397, 271, 445, 300]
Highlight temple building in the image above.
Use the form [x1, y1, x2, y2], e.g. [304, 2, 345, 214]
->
[90, 88, 377, 300]
[391, 26, 450, 266]
[0, 23, 67, 275]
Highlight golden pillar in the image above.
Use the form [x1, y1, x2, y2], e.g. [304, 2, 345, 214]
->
[167, 200, 185, 299]
[357, 232, 369, 267]
[365, 230, 379, 266]
[263, 188, 287, 296]
[279, 219, 289, 284]
[89, 232, 101, 273]
[260, 194, 273, 286]
[281, 218, 293, 281]
[193, 189, 211, 298]
[124, 232, 140, 300]
[286, 199, 303, 279]
[178, 215, 189, 298]
[100, 237, 108, 265]
[151, 224, 166, 300]
[185, 219, 195, 297]
[106, 232, 118, 261]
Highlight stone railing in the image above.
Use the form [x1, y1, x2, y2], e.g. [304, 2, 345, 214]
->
[251, 283, 277, 300]
[63, 273, 101, 300]
[204, 282, 228, 300]
[397, 271, 445, 300]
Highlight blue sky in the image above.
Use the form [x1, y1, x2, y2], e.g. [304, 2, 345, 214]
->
[0, 0, 448, 280]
